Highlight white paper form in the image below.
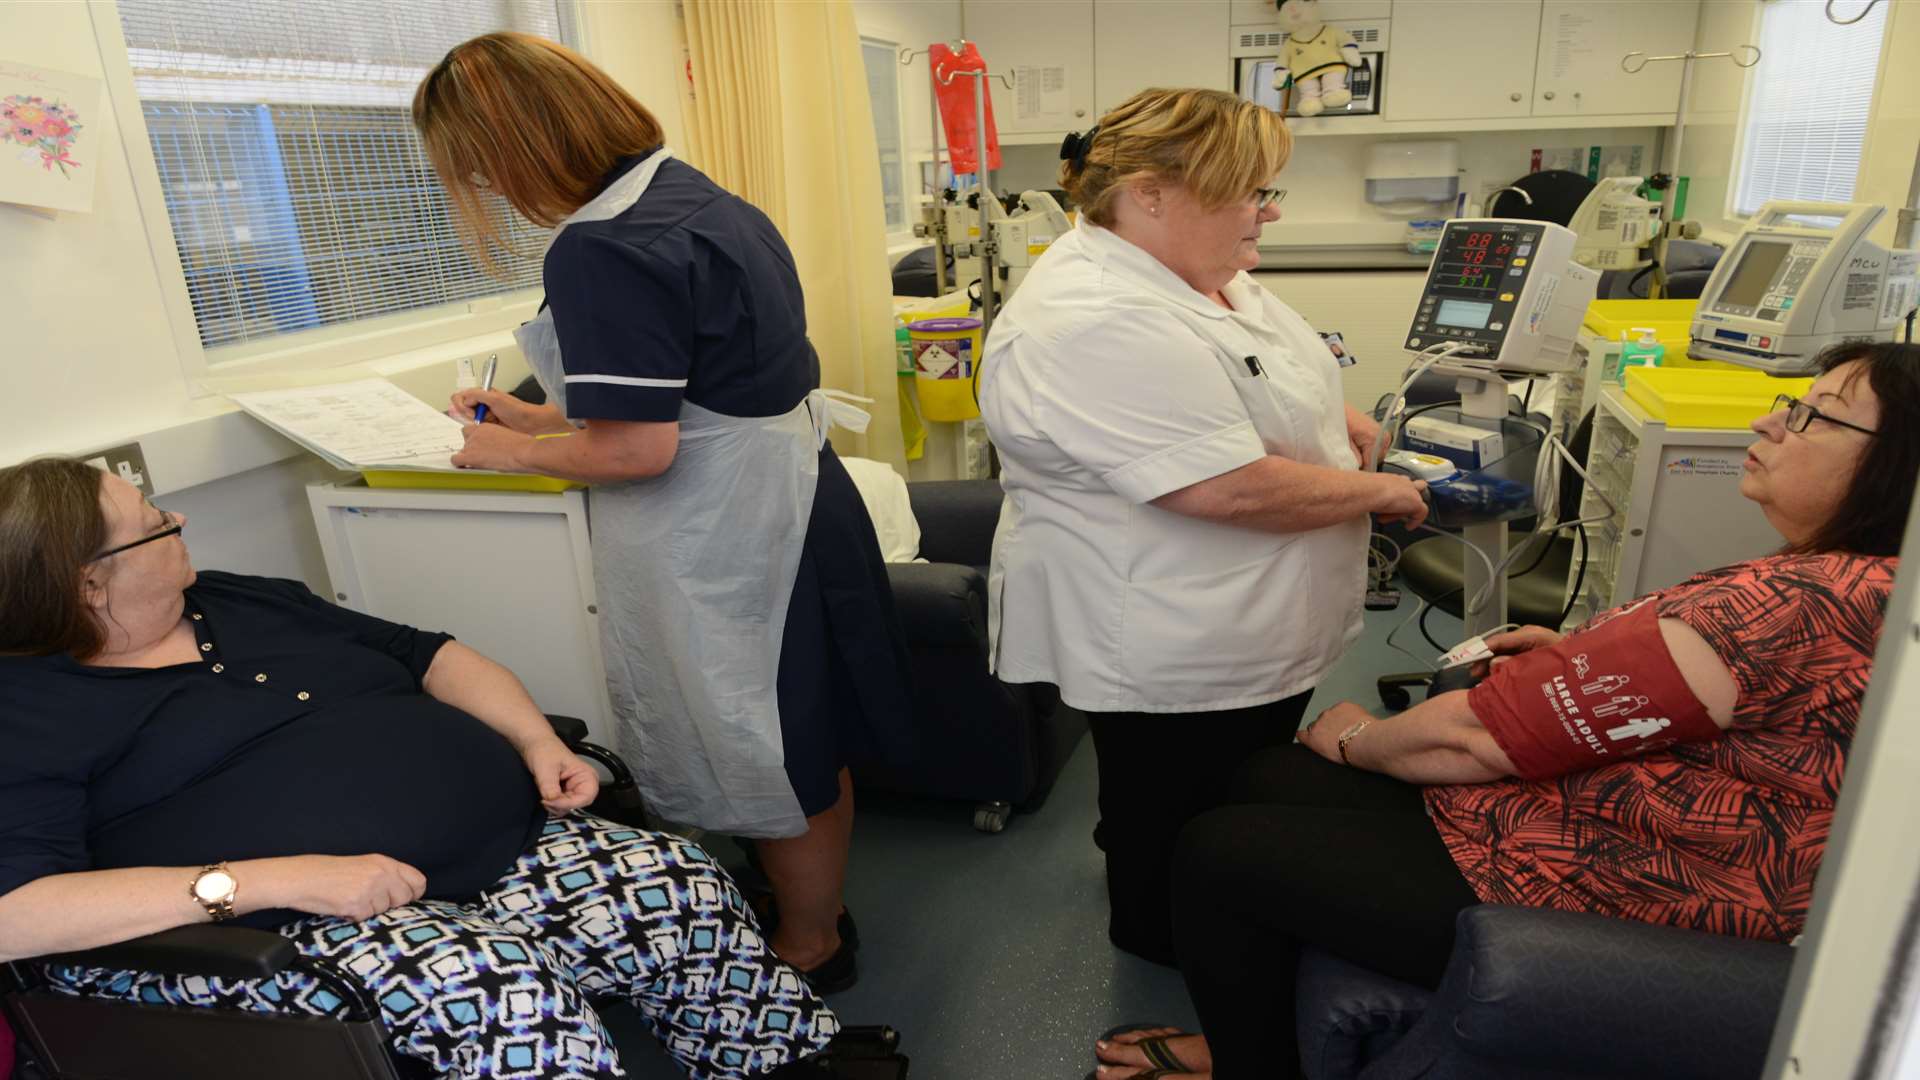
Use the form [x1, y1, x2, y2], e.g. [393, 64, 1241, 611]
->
[226, 378, 467, 470]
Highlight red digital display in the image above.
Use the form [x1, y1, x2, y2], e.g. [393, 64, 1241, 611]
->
[1433, 229, 1511, 294]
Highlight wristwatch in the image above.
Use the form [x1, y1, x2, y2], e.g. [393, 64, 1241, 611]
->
[190, 862, 238, 921]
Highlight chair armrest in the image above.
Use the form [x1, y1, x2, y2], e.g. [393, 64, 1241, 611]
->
[906, 480, 1002, 567]
[1440, 905, 1794, 1077]
[546, 714, 589, 745]
[40, 924, 297, 981]
[885, 562, 987, 648]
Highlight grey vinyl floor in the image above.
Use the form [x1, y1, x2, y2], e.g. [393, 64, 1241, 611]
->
[609, 591, 1466, 1079]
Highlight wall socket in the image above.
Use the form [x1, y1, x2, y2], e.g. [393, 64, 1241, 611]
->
[83, 442, 154, 496]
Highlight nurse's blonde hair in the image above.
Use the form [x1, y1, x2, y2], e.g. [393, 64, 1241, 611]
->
[1060, 88, 1291, 226]
[412, 32, 664, 271]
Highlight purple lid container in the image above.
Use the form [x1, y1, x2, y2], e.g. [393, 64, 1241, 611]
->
[907, 317, 983, 333]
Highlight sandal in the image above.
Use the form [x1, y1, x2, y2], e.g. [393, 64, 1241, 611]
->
[1086, 1023, 1203, 1080]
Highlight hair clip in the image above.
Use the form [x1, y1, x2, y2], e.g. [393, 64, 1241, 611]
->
[1058, 124, 1100, 168]
[469, 172, 492, 189]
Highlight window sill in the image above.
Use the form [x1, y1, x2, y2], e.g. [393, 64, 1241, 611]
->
[29, 326, 532, 498]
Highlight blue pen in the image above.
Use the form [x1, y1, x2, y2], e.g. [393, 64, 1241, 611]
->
[471, 353, 499, 423]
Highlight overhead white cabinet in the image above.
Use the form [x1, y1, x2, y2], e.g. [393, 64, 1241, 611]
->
[961, 0, 1096, 137]
[1093, 0, 1232, 117]
[1385, 0, 1542, 121]
[1529, 0, 1700, 117]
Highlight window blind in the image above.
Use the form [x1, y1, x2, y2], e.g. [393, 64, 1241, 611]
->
[1732, 0, 1888, 218]
[117, 0, 577, 353]
[860, 39, 907, 231]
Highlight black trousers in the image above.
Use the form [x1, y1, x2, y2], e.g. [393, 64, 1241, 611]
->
[1085, 692, 1313, 967]
[1173, 744, 1481, 1080]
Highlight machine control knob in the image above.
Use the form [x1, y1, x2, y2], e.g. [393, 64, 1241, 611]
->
[1510, 92, 1522, 102]
[1075, 108, 1087, 117]
[1543, 91, 1556, 100]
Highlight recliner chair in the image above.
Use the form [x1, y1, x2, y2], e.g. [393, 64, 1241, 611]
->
[1295, 905, 1795, 1080]
[857, 479, 1087, 833]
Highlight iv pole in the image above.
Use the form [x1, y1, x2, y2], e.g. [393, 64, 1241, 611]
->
[1620, 44, 1761, 297]
[898, 44, 950, 294]
[897, 44, 1013, 337]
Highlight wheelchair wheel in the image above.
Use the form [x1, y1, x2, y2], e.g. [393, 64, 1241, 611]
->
[972, 801, 1011, 834]
[1378, 680, 1413, 711]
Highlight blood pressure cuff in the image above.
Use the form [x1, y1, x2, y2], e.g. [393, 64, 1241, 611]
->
[1464, 602, 1719, 780]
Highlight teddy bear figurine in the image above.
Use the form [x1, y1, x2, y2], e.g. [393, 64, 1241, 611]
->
[1272, 0, 1362, 116]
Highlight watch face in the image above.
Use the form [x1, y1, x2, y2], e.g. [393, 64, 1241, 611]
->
[194, 870, 236, 902]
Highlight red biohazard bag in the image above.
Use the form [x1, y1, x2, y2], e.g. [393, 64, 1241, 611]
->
[1466, 602, 1720, 780]
[929, 42, 1003, 175]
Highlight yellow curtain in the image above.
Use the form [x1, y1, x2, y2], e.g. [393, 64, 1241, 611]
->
[680, 0, 906, 470]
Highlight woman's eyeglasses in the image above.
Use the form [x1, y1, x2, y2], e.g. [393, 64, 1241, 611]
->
[92, 509, 183, 561]
[1254, 188, 1287, 210]
[1771, 394, 1879, 438]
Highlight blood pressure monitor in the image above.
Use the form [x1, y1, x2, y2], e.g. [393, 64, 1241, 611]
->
[1405, 219, 1598, 373]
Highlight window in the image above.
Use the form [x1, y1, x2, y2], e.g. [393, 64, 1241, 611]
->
[1731, 0, 1889, 218]
[117, 0, 578, 357]
[860, 38, 908, 233]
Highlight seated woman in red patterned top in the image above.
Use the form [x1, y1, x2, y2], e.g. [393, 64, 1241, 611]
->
[1091, 340, 1920, 1080]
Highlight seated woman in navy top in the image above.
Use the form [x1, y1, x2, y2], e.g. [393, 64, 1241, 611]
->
[0, 458, 853, 1080]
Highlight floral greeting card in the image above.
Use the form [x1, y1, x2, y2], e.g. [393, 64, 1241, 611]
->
[0, 59, 104, 213]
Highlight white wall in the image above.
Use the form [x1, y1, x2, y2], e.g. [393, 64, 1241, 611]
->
[0, 1, 196, 466]
[581, 0, 690, 151]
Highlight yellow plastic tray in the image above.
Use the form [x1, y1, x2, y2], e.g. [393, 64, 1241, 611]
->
[1585, 298, 1748, 372]
[1623, 367, 1813, 429]
[1584, 298, 1700, 340]
[361, 470, 581, 493]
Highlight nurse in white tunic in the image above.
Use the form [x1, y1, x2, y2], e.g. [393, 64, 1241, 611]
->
[978, 88, 1428, 966]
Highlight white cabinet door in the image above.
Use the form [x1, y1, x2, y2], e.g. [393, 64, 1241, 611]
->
[962, 0, 1096, 136]
[1232, 0, 1390, 22]
[1530, 0, 1699, 116]
[1094, 0, 1232, 117]
[1384, 0, 1542, 121]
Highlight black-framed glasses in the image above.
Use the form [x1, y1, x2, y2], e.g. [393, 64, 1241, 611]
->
[92, 509, 183, 561]
[1772, 394, 1879, 437]
[1254, 187, 1287, 210]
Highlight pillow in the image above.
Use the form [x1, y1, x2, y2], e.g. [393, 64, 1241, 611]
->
[839, 456, 922, 563]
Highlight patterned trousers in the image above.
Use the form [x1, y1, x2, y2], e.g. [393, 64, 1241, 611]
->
[45, 816, 837, 1079]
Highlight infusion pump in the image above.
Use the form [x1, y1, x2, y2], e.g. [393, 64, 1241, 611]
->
[1690, 201, 1919, 375]
[1405, 219, 1599, 373]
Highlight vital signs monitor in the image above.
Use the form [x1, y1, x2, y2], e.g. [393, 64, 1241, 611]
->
[1405, 219, 1599, 373]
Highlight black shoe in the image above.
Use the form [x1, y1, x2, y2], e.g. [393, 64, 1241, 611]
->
[746, 887, 862, 951]
[799, 934, 859, 995]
